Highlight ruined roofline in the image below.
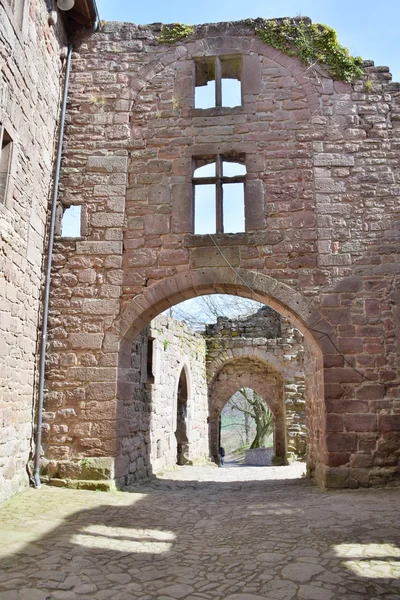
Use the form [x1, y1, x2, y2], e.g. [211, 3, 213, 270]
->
[98, 17, 398, 86]
[99, 16, 311, 31]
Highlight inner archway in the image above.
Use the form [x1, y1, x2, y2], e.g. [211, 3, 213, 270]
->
[208, 356, 287, 466]
[220, 388, 274, 465]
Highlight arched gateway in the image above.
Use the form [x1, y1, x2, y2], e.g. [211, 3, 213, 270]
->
[42, 20, 400, 490]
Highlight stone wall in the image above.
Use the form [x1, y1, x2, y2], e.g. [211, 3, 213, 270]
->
[206, 307, 306, 461]
[132, 315, 208, 478]
[44, 18, 400, 488]
[42, 313, 209, 487]
[0, 0, 67, 501]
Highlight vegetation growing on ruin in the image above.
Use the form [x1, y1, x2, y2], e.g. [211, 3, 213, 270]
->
[159, 23, 194, 44]
[253, 18, 364, 82]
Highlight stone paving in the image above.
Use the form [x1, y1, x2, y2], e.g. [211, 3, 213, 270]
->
[0, 463, 399, 600]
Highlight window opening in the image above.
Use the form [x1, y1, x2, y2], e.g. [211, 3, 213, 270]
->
[221, 78, 242, 108]
[194, 80, 215, 110]
[61, 205, 82, 237]
[194, 56, 242, 109]
[222, 183, 245, 234]
[193, 155, 246, 234]
[147, 337, 155, 383]
[194, 184, 216, 235]
[0, 126, 13, 205]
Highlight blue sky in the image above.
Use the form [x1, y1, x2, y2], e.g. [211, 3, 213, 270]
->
[96, 0, 399, 81]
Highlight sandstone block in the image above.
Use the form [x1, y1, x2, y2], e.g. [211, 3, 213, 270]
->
[314, 153, 355, 167]
[70, 333, 103, 349]
[82, 299, 119, 315]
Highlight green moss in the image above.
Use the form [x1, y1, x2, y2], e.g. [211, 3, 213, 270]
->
[159, 23, 194, 44]
[254, 18, 364, 82]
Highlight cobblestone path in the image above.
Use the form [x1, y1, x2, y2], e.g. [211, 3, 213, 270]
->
[0, 463, 399, 599]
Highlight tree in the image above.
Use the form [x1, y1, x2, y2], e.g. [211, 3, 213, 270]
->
[165, 294, 263, 330]
[227, 388, 273, 449]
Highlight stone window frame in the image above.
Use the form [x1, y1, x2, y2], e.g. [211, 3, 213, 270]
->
[2, 0, 30, 37]
[0, 120, 16, 211]
[194, 55, 242, 110]
[192, 153, 246, 234]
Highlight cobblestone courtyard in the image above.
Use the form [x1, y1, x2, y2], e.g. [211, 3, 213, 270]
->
[0, 464, 399, 600]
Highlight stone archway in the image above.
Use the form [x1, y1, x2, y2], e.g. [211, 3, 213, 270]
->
[208, 356, 287, 465]
[112, 269, 328, 486]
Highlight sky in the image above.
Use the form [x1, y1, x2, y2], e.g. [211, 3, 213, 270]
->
[95, 0, 400, 81]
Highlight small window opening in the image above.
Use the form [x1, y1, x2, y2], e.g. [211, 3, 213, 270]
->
[61, 205, 82, 237]
[147, 338, 155, 383]
[0, 126, 13, 205]
[193, 155, 246, 234]
[195, 56, 242, 109]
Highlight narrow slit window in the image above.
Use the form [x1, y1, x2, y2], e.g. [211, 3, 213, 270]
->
[147, 338, 155, 383]
[0, 126, 13, 205]
[193, 155, 246, 234]
[194, 56, 242, 108]
[61, 205, 82, 237]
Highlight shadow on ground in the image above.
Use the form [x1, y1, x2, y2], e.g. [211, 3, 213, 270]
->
[0, 466, 399, 599]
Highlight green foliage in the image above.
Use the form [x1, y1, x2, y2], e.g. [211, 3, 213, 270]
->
[254, 18, 364, 82]
[163, 339, 170, 351]
[159, 23, 194, 44]
[364, 78, 374, 92]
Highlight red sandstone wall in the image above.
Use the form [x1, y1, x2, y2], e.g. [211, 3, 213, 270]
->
[44, 20, 400, 488]
[0, 0, 66, 501]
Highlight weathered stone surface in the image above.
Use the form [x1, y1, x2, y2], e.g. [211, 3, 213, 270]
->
[2, 16, 400, 500]
[0, 0, 67, 502]
[1, 466, 400, 599]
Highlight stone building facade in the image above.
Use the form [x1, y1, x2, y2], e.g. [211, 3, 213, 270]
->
[206, 307, 306, 463]
[42, 18, 400, 490]
[1, 12, 400, 501]
[0, 0, 98, 502]
[0, 0, 68, 502]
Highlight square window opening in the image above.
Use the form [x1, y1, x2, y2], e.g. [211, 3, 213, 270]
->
[194, 56, 242, 109]
[61, 205, 82, 237]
